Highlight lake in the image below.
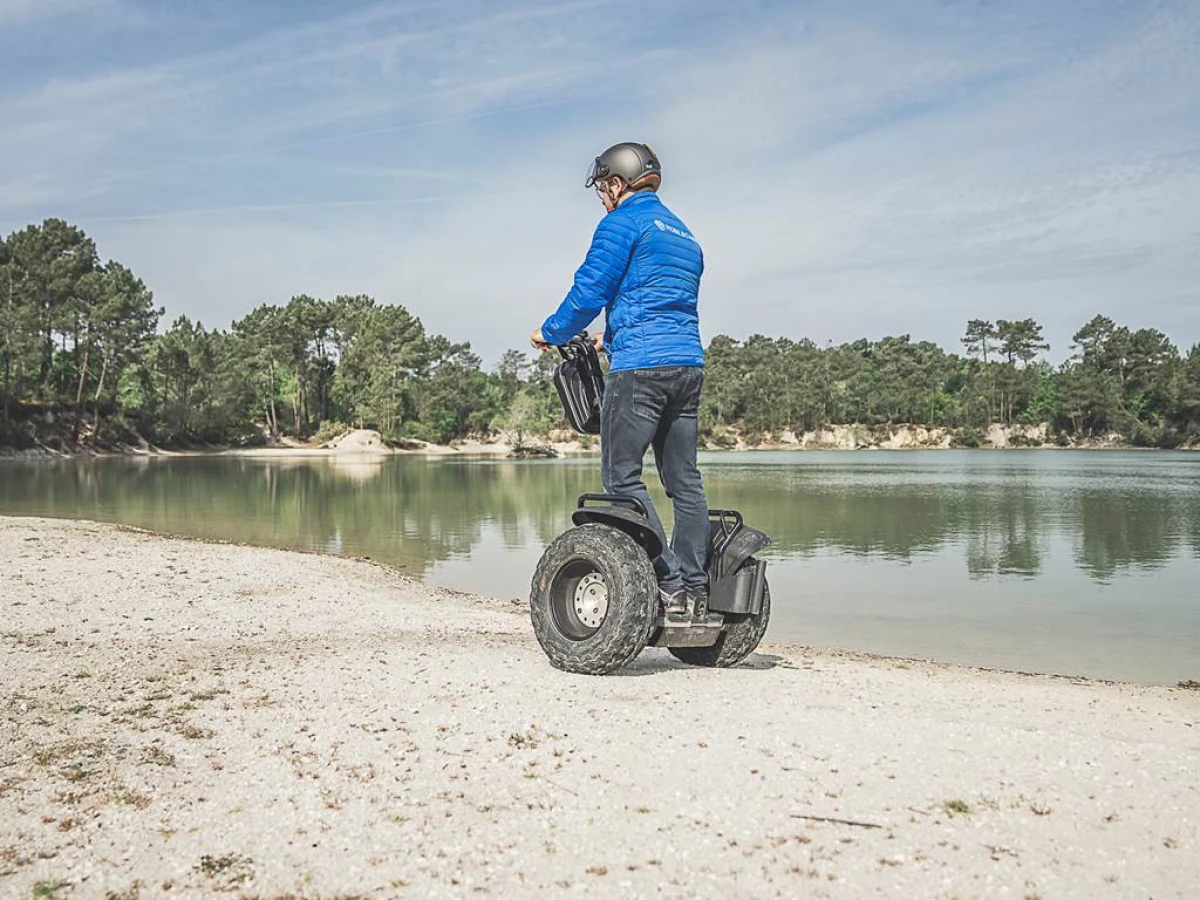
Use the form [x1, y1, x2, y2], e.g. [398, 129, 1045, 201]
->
[1, 450, 1197, 684]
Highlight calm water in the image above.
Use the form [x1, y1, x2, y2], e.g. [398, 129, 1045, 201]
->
[1, 450, 1197, 684]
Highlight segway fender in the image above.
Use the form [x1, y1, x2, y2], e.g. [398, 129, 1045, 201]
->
[571, 506, 663, 559]
[708, 521, 771, 577]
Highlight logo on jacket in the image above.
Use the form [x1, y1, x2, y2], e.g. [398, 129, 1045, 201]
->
[653, 219, 698, 243]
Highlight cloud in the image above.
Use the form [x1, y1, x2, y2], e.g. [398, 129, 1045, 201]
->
[0, 0, 105, 26]
[2, 0, 1198, 364]
[0, 0, 641, 217]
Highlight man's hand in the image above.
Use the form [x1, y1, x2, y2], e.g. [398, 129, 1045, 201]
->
[530, 328, 552, 352]
[591, 332, 606, 355]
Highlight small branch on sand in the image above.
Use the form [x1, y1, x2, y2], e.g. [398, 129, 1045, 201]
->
[790, 814, 883, 829]
[983, 843, 1020, 859]
[543, 777, 580, 797]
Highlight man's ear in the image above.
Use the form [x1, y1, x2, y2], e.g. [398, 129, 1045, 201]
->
[605, 177, 627, 208]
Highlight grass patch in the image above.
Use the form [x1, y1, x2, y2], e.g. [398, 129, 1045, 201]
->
[194, 853, 254, 887]
[188, 688, 230, 702]
[104, 882, 142, 900]
[33, 881, 70, 898]
[1178, 679, 1200, 690]
[33, 740, 106, 767]
[140, 746, 176, 768]
[111, 789, 151, 809]
[0, 845, 29, 872]
[508, 727, 540, 749]
[60, 764, 97, 783]
[51, 790, 90, 807]
[942, 799, 971, 816]
[1, 627, 56, 648]
[0, 776, 24, 799]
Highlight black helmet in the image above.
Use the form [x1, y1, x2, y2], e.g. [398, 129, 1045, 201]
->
[585, 142, 661, 190]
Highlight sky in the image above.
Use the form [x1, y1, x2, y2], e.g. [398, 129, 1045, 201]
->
[1, 0, 1197, 366]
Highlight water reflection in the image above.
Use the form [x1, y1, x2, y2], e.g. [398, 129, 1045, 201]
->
[965, 493, 1043, 579]
[1, 450, 1197, 682]
[1, 451, 1197, 582]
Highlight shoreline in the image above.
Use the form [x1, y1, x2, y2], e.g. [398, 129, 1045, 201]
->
[1, 516, 1197, 898]
[3, 440, 1196, 462]
[4, 414, 1197, 461]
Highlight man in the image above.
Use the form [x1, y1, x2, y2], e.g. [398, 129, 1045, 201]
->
[530, 141, 709, 620]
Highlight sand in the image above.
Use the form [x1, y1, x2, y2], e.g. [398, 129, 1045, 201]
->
[1, 516, 1197, 899]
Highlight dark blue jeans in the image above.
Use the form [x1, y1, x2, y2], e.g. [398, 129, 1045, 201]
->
[600, 366, 709, 591]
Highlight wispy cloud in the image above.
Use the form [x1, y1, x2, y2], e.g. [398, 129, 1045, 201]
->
[0, 0, 637, 215]
[0, 0, 105, 27]
[1, 0, 1197, 361]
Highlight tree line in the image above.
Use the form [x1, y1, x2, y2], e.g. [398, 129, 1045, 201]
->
[703, 316, 1199, 447]
[2, 218, 1198, 450]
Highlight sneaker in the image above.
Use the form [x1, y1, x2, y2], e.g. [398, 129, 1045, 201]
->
[686, 583, 710, 618]
[658, 586, 690, 620]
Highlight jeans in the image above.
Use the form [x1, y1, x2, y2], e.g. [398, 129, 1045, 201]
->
[600, 366, 709, 591]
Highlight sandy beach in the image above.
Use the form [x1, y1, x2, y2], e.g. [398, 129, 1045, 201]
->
[1, 516, 1197, 899]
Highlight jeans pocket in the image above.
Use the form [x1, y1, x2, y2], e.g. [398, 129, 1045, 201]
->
[676, 368, 703, 414]
[624, 372, 661, 421]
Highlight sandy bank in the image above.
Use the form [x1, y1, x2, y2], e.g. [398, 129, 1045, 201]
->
[1, 517, 1197, 899]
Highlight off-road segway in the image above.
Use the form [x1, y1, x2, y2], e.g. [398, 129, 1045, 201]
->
[529, 334, 773, 676]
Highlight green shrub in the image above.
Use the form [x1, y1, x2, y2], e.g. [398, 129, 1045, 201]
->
[1129, 420, 1166, 448]
[953, 426, 982, 448]
[706, 427, 738, 449]
[313, 420, 351, 444]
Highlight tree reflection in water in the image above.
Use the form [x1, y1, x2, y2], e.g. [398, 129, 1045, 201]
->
[3, 450, 1197, 681]
[1, 452, 1197, 584]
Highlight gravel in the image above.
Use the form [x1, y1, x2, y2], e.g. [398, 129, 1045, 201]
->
[1, 516, 1197, 899]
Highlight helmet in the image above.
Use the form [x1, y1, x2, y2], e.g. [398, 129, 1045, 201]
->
[585, 142, 661, 191]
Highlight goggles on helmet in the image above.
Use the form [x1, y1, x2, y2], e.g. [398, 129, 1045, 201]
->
[584, 157, 609, 189]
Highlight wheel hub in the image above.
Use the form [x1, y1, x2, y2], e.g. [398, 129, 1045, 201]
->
[573, 573, 608, 629]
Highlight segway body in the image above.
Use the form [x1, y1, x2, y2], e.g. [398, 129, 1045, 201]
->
[530, 334, 772, 674]
[529, 494, 773, 675]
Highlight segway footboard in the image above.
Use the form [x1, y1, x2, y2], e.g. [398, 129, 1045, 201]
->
[648, 617, 723, 648]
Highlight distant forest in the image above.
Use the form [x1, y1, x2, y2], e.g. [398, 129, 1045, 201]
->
[2, 218, 1198, 450]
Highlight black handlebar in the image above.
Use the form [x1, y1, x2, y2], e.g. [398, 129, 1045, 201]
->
[707, 509, 744, 531]
[556, 332, 604, 359]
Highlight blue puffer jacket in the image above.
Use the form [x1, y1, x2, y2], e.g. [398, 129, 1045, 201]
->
[541, 191, 705, 372]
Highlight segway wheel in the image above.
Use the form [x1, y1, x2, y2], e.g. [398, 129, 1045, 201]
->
[530, 523, 658, 675]
[669, 574, 771, 668]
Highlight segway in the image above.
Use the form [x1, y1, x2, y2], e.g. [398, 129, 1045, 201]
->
[529, 334, 773, 675]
